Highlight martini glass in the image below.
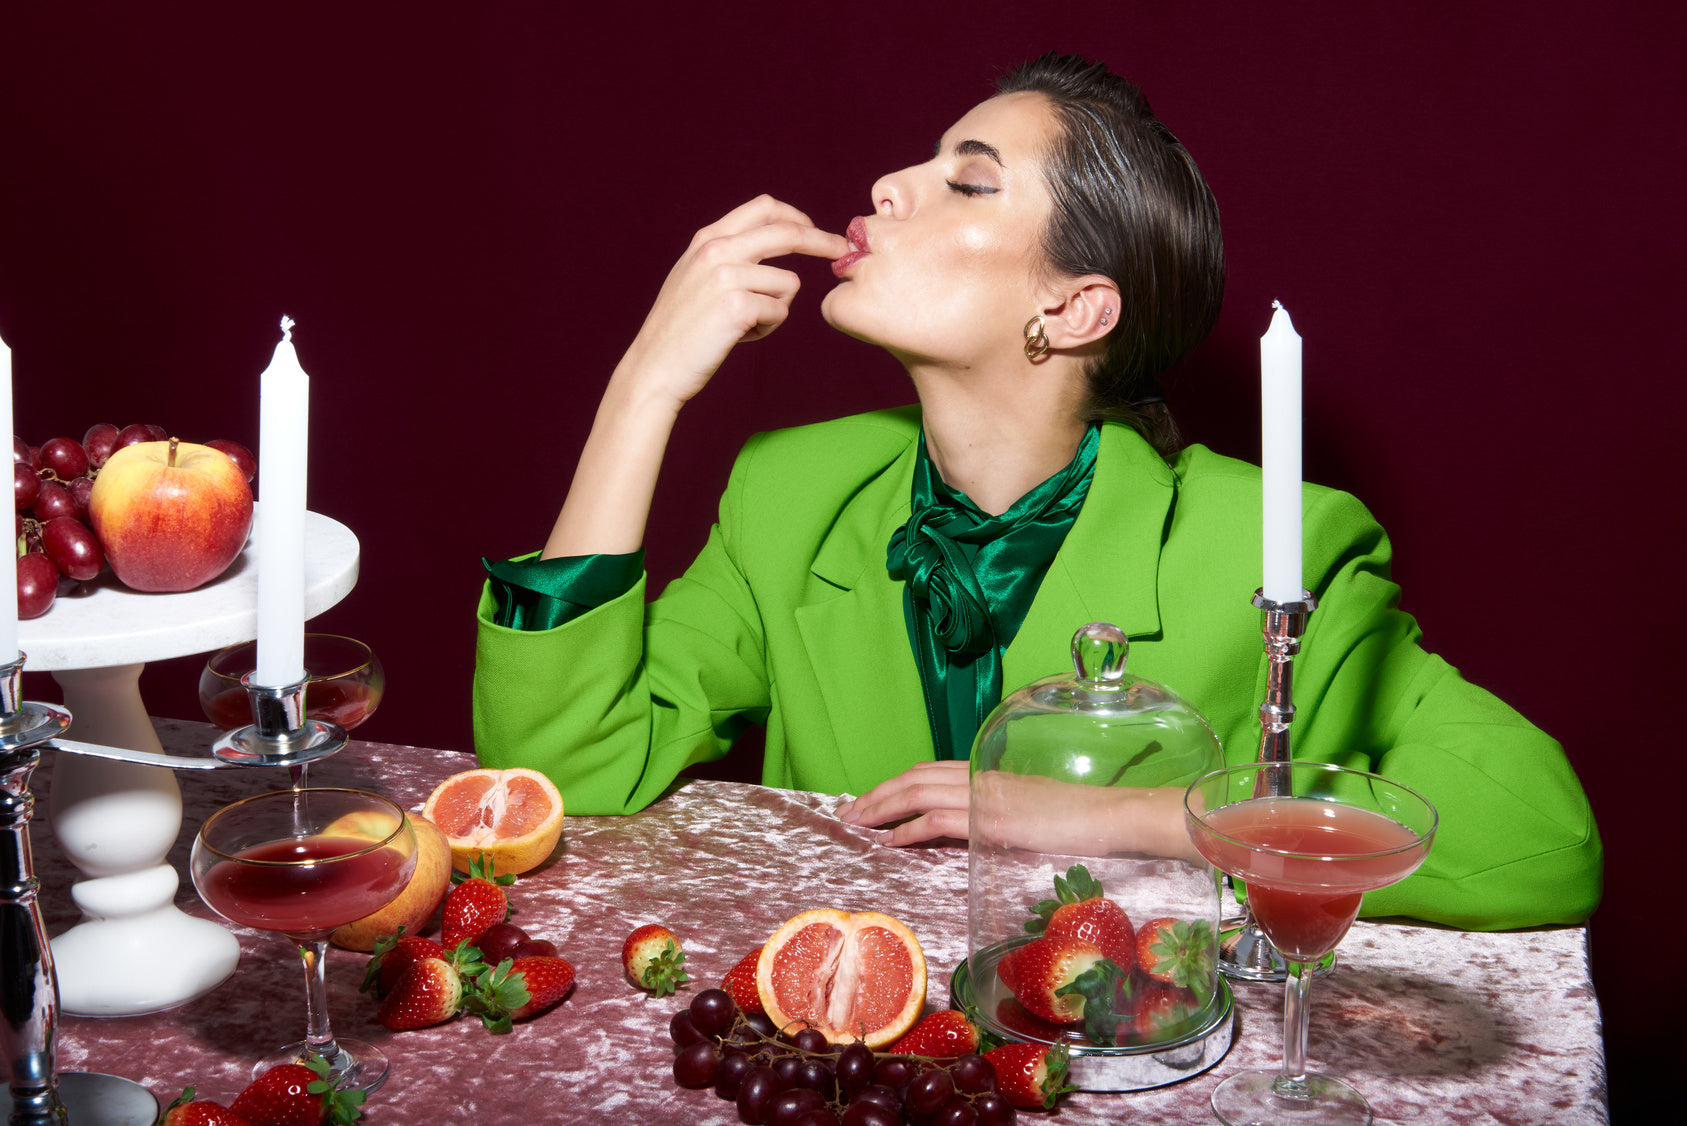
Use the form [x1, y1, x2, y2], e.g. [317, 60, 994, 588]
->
[1184, 761, 1436, 1126]
[191, 788, 417, 1092]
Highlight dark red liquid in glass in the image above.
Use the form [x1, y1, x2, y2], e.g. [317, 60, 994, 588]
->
[203, 679, 378, 731]
[198, 834, 409, 937]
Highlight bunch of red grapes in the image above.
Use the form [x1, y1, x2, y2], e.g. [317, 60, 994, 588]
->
[670, 989, 1018, 1126]
[13, 423, 254, 619]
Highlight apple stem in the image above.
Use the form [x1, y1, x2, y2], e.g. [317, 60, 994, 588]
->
[167, 437, 179, 468]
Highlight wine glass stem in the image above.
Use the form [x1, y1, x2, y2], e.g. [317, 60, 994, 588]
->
[298, 939, 339, 1061]
[1277, 959, 1314, 1097]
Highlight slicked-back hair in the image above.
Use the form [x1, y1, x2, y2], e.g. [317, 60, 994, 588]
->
[999, 53, 1225, 458]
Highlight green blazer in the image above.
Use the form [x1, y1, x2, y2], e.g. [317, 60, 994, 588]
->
[474, 408, 1601, 929]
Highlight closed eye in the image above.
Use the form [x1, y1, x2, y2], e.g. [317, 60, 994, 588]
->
[946, 180, 998, 197]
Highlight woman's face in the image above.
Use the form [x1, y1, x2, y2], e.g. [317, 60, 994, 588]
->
[821, 92, 1061, 367]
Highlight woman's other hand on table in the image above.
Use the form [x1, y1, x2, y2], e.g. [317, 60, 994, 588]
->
[835, 763, 1199, 860]
[836, 760, 970, 846]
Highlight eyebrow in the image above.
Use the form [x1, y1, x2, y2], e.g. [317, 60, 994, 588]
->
[934, 137, 1006, 167]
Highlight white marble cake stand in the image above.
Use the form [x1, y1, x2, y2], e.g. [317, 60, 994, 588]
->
[17, 507, 359, 1016]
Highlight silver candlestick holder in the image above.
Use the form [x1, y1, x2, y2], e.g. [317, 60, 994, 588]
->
[212, 673, 347, 770]
[2, 654, 157, 1126]
[1217, 590, 1334, 983]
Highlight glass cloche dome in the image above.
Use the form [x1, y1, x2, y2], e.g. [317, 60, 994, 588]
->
[957, 622, 1233, 1090]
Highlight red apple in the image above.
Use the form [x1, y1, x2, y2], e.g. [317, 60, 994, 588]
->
[88, 438, 254, 592]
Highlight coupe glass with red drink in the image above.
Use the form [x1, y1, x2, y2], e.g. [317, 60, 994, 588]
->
[1184, 761, 1436, 1125]
[200, 634, 385, 733]
[191, 788, 417, 1092]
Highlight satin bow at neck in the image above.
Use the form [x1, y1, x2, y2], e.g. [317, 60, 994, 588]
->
[886, 425, 1099, 760]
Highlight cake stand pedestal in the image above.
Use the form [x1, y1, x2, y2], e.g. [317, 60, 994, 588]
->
[17, 508, 359, 1016]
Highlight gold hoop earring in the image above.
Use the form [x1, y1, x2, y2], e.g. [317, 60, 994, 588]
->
[1023, 316, 1050, 361]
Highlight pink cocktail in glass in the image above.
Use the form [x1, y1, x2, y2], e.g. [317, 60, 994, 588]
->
[1185, 762, 1436, 1126]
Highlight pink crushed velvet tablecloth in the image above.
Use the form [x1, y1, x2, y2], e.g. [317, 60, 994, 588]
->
[32, 719, 1607, 1124]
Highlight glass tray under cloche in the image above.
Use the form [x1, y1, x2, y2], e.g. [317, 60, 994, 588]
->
[964, 622, 1233, 1089]
[950, 954, 1233, 1091]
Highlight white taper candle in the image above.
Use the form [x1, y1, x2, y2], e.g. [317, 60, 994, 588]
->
[1261, 301, 1303, 604]
[1, 330, 16, 663]
[254, 316, 309, 687]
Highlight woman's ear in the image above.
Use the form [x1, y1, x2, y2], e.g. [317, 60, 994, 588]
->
[1041, 278, 1121, 349]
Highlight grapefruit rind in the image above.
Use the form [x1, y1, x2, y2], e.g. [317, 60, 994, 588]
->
[755, 908, 927, 1048]
[421, 767, 564, 876]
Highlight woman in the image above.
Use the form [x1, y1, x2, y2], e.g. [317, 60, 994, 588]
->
[474, 55, 1600, 929]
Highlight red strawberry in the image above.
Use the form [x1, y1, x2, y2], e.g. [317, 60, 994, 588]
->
[996, 935, 1126, 1044]
[1126, 979, 1204, 1042]
[720, 948, 764, 1015]
[1025, 863, 1136, 967]
[377, 955, 467, 1030]
[469, 954, 577, 1033]
[163, 1090, 253, 1126]
[360, 930, 448, 997]
[982, 1042, 1074, 1110]
[884, 1009, 984, 1058]
[230, 1057, 364, 1126]
[1135, 917, 1217, 1005]
[1046, 898, 1136, 968]
[507, 955, 578, 1019]
[441, 854, 514, 951]
[621, 924, 689, 996]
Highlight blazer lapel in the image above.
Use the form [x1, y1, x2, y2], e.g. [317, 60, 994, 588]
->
[1005, 426, 1177, 689]
[794, 429, 929, 793]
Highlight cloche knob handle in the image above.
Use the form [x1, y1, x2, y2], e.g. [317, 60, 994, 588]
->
[1071, 622, 1129, 685]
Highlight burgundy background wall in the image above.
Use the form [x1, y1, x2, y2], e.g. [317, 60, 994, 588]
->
[3, 2, 1680, 1115]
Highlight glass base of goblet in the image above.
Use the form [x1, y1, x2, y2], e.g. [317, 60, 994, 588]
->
[1212, 1068, 1371, 1125]
[258, 1040, 391, 1095]
[1219, 922, 1337, 982]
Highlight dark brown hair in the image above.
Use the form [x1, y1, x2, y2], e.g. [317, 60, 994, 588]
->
[998, 54, 1225, 458]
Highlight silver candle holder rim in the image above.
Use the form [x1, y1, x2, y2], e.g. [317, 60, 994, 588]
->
[210, 672, 348, 767]
[0, 653, 71, 750]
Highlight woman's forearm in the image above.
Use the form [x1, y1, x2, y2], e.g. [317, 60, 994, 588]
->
[542, 364, 683, 559]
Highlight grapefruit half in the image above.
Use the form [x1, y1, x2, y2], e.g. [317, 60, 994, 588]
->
[756, 908, 927, 1047]
[421, 767, 564, 876]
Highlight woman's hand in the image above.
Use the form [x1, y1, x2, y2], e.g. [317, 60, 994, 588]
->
[836, 762, 1199, 860]
[616, 195, 850, 410]
[837, 761, 971, 846]
[544, 197, 846, 559]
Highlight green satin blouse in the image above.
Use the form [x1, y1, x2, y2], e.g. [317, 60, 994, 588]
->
[885, 425, 1098, 760]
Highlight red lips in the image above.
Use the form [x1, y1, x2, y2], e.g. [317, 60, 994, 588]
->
[831, 216, 870, 278]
